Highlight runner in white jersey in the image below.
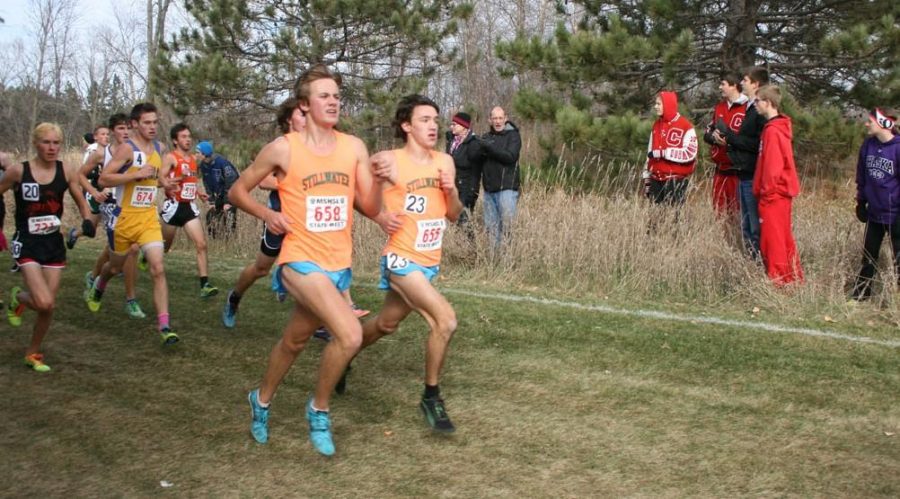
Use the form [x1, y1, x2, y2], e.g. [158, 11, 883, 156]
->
[79, 113, 145, 318]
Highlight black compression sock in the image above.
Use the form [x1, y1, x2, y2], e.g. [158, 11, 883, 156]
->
[424, 384, 440, 399]
[200, 276, 209, 288]
[229, 290, 242, 306]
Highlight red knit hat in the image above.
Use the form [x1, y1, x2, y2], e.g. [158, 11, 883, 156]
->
[452, 112, 471, 129]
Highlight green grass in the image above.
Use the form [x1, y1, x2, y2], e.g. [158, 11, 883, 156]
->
[1, 242, 898, 497]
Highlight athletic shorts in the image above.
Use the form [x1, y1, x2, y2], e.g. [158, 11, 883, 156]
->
[86, 191, 116, 216]
[272, 261, 352, 294]
[378, 254, 439, 290]
[160, 199, 200, 227]
[107, 211, 163, 254]
[259, 224, 285, 258]
[11, 231, 66, 268]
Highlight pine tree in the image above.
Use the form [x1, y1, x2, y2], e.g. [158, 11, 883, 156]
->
[497, 0, 899, 161]
[154, 0, 471, 144]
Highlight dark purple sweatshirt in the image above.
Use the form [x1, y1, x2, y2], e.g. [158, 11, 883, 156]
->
[857, 134, 900, 224]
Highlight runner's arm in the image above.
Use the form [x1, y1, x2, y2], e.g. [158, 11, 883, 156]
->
[65, 162, 92, 220]
[78, 149, 107, 200]
[355, 138, 388, 219]
[228, 138, 291, 234]
[0, 161, 23, 196]
[99, 145, 154, 187]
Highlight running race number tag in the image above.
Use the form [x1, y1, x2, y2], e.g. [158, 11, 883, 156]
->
[414, 219, 445, 251]
[130, 185, 157, 208]
[21, 183, 40, 202]
[386, 252, 409, 270]
[404, 194, 427, 214]
[27, 215, 61, 235]
[180, 182, 197, 200]
[306, 195, 348, 232]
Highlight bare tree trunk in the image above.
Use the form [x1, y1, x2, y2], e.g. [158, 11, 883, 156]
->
[146, 0, 172, 99]
[722, 0, 761, 71]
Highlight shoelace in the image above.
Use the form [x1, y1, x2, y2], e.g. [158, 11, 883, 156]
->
[309, 411, 330, 431]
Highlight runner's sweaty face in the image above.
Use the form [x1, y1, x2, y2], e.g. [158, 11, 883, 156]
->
[133, 112, 159, 141]
[94, 127, 111, 147]
[34, 130, 62, 163]
[302, 78, 341, 127]
[175, 128, 193, 153]
[112, 124, 129, 144]
[289, 107, 307, 133]
[404, 105, 440, 148]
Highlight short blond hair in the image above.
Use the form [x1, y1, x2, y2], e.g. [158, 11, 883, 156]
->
[757, 85, 783, 111]
[31, 122, 63, 149]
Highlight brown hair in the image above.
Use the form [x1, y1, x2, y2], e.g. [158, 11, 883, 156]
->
[276, 97, 300, 134]
[744, 66, 770, 87]
[293, 64, 342, 105]
[757, 85, 783, 111]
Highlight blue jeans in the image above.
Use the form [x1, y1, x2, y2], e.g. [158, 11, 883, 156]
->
[738, 179, 760, 257]
[483, 190, 519, 250]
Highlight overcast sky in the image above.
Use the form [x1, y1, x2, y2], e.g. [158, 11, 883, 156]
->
[0, 0, 120, 44]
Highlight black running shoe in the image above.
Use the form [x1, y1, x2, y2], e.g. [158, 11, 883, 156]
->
[335, 365, 351, 395]
[420, 396, 456, 433]
[313, 327, 332, 342]
[66, 227, 78, 249]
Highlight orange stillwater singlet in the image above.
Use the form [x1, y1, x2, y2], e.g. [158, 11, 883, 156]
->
[382, 149, 447, 267]
[277, 131, 357, 271]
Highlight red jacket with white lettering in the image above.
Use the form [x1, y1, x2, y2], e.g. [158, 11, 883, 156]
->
[703, 96, 748, 172]
[647, 91, 698, 181]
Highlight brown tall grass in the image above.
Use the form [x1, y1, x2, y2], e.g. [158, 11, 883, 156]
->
[38, 150, 897, 326]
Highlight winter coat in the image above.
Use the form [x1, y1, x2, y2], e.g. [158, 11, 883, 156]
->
[856, 134, 900, 224]
[647, 91, 698, 181]
[703, 95, 748, 173]
[723, 99, 767, 180]
[200, 154, 240, 205]
[752, 115, 800, 202]
[446, 130, 485, 207]
[481, 121, 521, 192]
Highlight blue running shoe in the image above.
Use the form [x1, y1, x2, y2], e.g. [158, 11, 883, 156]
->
[222, 289, 238, 329]
[248, 389, 269, 444]
[306, 398, 335, 456]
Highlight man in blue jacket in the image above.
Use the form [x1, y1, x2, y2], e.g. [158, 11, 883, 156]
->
[480, 106, 521, 251]
[196, 141, 239, 238]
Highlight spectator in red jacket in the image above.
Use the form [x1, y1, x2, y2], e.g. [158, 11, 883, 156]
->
[645, 91, 698, 206]
[753, 85, 803, 286]
[704, 72, 747, 218]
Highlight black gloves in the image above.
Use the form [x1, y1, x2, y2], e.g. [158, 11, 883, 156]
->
[81, 218, 96, 238]
[855, 201, 868, 223]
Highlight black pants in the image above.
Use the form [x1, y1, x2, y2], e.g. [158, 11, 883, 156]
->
[648, 178, 689, 206]
[206, 205, 237, 240]
[851, 219, 900, 299]
[456, 188, 478, 242]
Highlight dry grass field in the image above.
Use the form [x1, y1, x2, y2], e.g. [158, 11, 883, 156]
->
[0, 151, 897, 496]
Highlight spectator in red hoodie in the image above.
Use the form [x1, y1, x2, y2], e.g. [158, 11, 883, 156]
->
[645, 91, 698, 206]
[753, 85, 803, 285]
